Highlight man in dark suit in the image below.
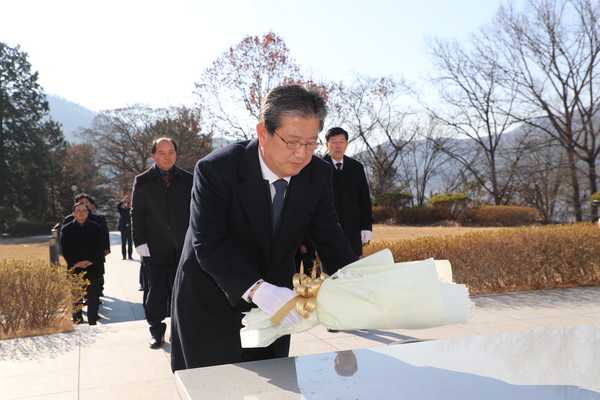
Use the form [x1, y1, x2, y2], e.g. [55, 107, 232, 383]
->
[131, 137, 193, 349]
[323, 127, 373, 263]
[61, 202, 105, 325]
[117, 195, 133, 260]
[62, 194, 111, 300]
[62, 193, 111, 258]
[170, 84, 358, 371]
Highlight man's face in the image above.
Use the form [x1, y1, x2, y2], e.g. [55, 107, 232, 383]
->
[151, 139, 177, 171]
[72, 204, 89, 223]
[257, 114, 321, 178]
[326, 134, 348, 161]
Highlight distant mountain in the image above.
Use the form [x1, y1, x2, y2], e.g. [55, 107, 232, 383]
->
[46, 94, 96, 143]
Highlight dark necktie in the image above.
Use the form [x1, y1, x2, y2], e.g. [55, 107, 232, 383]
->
[335, 162, 342, 171]
[272, 179, 288, 235]
[163, 171, 171, 187]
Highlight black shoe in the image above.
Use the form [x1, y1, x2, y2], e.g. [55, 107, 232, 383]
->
[139, 286, 144, 291]
[122, 257, 126, 260]
[128, 256, 134, 260]
[327, 328, 339, 333]
[72, 317, 85, 325]
[149, 335, 164, 349]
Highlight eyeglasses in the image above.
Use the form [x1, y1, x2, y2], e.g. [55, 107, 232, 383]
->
[273, 131, 322, 151]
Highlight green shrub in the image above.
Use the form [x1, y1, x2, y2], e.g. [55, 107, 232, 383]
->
[0, 206, 18, 231]
[364, 223, 600, 295]
[373, 192, 413, 223]
[373, 192, 413, 207]
[0, 259, 86, 339]
[8, 221, 56, 237]
[428, 193, 471, 221]
[395, 206, 440, 225]
[473, 205, 540, 226]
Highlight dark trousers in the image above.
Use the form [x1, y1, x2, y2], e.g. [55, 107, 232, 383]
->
[74, 277, 101, 324]
[170, 270, 291, 372]
[143, 261, 177, 338]
[120, 228, 133, 258]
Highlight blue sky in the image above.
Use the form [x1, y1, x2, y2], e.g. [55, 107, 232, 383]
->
[2, 0, 514, 111]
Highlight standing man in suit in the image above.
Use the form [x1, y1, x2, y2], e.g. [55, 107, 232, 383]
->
[62, 193, 111, 258]
[62, 194, 111, 300]
[131, 137, 193, 349]
[117, 195, 133, 260]
[61, 202, 105, 325]
[170, 84, 358, 371]
[323, 127, 373, 265]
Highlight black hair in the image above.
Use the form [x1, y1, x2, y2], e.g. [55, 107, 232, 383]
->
[325, 127, 349, 142]
[260, 84, 328, 135]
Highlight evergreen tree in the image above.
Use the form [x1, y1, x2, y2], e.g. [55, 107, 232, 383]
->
[0, 42, 68, 222]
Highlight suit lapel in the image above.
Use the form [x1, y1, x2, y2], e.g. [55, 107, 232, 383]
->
[236, 142, 321, 263]
[237, 140, 272, 258]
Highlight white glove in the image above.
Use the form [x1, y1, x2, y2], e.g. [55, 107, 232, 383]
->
[136, 243, 151, 257]
[252, 282, 302, 329]
[360, 230, 372, 244]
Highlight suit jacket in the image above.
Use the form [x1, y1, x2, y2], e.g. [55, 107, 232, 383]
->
[323, 154, 373, 256]
[178, 139, 357, 305]
[171, 139, 358, 370]
[62, 212, 110, 259]
[60, 219, 104, 280]
[131, 164, 193, 264]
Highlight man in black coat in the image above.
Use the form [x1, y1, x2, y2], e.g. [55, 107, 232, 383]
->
[170, 85, 358, 371]
[131, 137, 193, 349]
[117, 195, 133, 260]
[62, 194, 111, 258]
[323, 127, 373, 263]
[61, 202, 105, 325]
[62, 194, 111, 299]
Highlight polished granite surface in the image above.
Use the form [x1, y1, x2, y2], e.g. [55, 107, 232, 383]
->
[176, 323, 600, 399]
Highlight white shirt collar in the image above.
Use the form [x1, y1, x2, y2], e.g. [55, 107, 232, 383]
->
[258, 146, 291, 185]
[331, 157, 344, 166]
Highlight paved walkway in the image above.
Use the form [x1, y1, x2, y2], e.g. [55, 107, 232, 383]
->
[1, 232, 599, 399]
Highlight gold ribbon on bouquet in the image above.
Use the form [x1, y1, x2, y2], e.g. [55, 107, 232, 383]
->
[270, 257, 329, 325]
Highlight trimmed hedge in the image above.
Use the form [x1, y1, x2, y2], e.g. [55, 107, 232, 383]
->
[0, 260, 86, 339]
[472, 205, 540, 226]
[6, 221, 56, 237]
[364, 223, 600, 295]
[428, 193, 471, 221]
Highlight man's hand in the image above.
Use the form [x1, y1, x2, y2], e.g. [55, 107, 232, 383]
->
[252, 282, 302, 329]
[136, 244, 151, 257]
[360, 230, 372, 244]
[74, 260, 93, 268]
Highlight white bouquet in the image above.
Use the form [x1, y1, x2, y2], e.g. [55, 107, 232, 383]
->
[241, 249, 472, 348]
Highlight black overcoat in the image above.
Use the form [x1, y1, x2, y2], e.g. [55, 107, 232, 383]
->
[60, 219, 104, 280]
[170, 139, 357, 370]
[131, 164, 193, 264]
[323, 154, 373, 257]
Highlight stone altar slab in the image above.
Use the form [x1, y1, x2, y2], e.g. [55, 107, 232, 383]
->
[175, 323, 600, 399]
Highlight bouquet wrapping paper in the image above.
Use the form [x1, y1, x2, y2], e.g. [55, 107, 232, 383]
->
[241, 249, 472, 348]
